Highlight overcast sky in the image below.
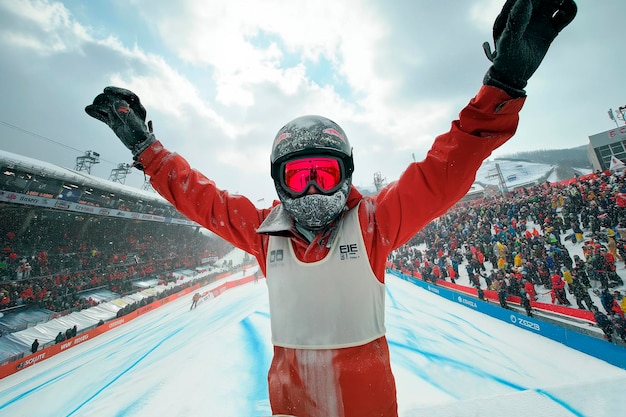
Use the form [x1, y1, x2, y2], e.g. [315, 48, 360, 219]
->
[0, 0, 623, 205]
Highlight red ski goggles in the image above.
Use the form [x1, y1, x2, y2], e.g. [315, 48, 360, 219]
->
[280, 157, 345, 196]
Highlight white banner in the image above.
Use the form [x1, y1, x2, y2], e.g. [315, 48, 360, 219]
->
[0, 189, 198, 227]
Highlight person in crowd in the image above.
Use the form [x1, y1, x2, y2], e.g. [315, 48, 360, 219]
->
[572, 278, 595, 311]
[31, 338, 39, 354]
[498, 282, 510, 310]
[600, 287, 615, 314]
[619, 291, 626, 314]
[466, 263, 478, 287]
[476, 284, 486, 303]
[519, 288, 533, 317]
[608, 233, 622, 261]
[84, 2, 577, 415]
[571, 219, 584, 243]
[573, 254, 590, 288]
[550, 272, 571, 305]
[611, 312, 626, 343]
[609, 295, 625, 319]
[592, 305, 614, 342]
[562, 266, 574, 294]
[446, 261, 457, 284]
[592, 247, 611, 288]
[601, 246, 623, 286]
[523, 278, 537, 301]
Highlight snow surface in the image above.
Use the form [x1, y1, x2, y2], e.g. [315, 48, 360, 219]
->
[476, 159, 556, 189]
[0, 261, 624, 417]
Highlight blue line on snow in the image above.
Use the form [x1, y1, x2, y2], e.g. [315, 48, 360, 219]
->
[64, 327, 184, 417]
[240, 315, 271, 406]
[0, 368, 76, 409]
[535, 388, 585, 417]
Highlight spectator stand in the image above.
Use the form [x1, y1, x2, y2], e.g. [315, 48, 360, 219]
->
[386, 169, 626, 368]
[0, 251, 258, 376]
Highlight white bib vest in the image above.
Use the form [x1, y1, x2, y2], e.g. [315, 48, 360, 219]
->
[265, 207, 386, 349]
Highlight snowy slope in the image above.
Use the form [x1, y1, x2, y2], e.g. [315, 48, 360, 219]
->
[1, 272, 624, 417]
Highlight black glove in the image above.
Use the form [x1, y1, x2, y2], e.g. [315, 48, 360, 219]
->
[483, 0, 577, 97]
[85, 87, 156, 158]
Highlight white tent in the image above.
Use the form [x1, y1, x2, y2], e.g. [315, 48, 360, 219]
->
[609, 155, 626, 172]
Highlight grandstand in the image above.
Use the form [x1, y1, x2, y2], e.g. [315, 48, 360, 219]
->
[0, 149, 190, 222]
[1, 147, 624, 378]
[0, 149, 235, 360]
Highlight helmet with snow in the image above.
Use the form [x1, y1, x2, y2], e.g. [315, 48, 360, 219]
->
[270, 115, 354, 230]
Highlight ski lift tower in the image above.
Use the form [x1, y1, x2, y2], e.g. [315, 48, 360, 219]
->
[108, 163, 132, 184]
[486, 162, 508, 194]
[75, 150, 100, 174]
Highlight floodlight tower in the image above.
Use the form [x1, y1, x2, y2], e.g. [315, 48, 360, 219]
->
[75, 150, 100, 174]
[141, 178, 154, 192]
[108, 163, 132, 184]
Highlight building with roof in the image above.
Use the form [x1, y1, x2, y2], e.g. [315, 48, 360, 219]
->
[588, 125, 626, 171]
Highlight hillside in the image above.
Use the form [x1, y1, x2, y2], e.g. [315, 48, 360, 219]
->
[497, 145, 592, 178]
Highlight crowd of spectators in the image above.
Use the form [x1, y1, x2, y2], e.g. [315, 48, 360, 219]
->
[0, 207, 233, 319]
[390, 169, 626, 343]
[4, 168, 626, 344]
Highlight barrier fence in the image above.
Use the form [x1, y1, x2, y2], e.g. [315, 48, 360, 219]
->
[0, 266, 259, 380]
[388, 268, 626, 370]
[4, 265, 624, 380]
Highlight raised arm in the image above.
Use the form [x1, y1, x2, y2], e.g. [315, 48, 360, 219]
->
[371, 0, 577, 252]
[84, 87, 268, 260]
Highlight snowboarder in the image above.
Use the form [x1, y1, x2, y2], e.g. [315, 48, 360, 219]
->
[85, 2, 577, 415]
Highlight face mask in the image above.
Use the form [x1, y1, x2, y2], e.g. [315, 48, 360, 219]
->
[276, 180, 349, 231]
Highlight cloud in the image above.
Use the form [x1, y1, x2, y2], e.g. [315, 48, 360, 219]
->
[0, 0, 90, 55]
[0, 0, 624, 205]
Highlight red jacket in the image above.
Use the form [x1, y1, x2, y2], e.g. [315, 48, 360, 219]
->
[138, 85, 524, 417]
[524, 280, 537, 300]
[551, 274, 566, 290]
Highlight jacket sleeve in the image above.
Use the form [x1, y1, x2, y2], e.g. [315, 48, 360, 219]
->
[368, 85, 526, 256]
[137, 142, 269, 265]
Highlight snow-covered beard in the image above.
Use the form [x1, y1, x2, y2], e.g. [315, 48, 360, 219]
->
[276, 181, 350, 231]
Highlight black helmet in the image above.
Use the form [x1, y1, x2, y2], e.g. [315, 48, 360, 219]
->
[270, 115, 354, 183]
[270, 115, 354, 230]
